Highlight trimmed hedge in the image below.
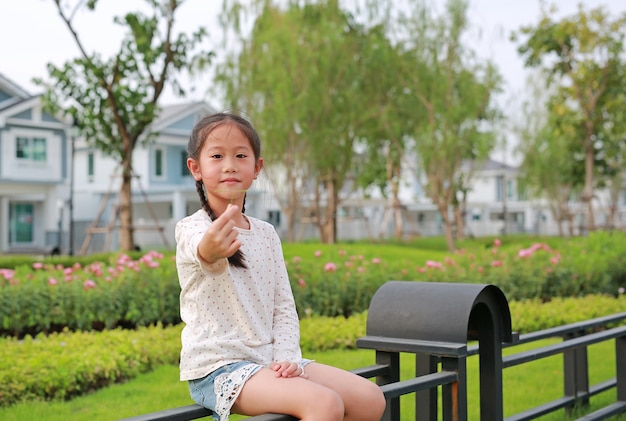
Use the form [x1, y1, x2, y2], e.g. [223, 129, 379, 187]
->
[1, 294, 624, 407]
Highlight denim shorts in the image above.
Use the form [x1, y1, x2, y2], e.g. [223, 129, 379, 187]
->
[188, 359, 312, 421]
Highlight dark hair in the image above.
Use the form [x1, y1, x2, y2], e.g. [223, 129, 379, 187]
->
[187, 112, 262, 269]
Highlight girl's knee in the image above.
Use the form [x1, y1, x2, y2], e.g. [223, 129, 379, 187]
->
[309, 387, 344, 420]
[351, 381, 386, 420]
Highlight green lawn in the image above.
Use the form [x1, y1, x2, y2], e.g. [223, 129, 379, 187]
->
[2, 339, 624, 421]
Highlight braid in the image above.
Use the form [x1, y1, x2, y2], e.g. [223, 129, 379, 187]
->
[195, 180, 247, 269]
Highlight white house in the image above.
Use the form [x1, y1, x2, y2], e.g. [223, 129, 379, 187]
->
[3, 70, 623, 255]
[0, 73, 72, 255]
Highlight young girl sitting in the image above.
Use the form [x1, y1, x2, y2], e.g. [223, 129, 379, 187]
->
[175, 111, 386, 421]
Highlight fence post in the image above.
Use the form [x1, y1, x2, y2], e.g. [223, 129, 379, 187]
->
[563, 331, 590, 413]
[376, 350, 400, 421]
[415, 354, 438, 421]
[617, 335, 626, 402]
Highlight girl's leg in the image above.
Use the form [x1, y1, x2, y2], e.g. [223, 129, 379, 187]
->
[232, 367, 345, 421]
[304, 362, 386, 421]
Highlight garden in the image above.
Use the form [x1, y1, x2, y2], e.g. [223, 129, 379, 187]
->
[1, 231, 625, 419]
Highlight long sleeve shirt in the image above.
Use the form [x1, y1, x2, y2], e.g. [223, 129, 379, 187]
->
[175, 210, 302, 381]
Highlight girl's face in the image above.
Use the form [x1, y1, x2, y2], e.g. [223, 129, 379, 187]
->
[188, 122, 263, 208]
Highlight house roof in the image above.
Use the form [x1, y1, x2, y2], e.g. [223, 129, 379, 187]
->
[151, 100, 217, 132]
[0, 72, 31, 99]
[461, 158, 518, 173]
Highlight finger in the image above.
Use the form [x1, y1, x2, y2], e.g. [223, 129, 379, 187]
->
[222, 204, 240, 220]
[225, 239, 242, 257]
[211, 205, 240, 229]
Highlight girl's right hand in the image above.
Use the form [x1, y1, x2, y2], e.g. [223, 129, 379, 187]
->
[197, 204, 242, 264]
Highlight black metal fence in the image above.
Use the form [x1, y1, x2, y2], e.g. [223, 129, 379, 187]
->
[120, 281, 626, 421]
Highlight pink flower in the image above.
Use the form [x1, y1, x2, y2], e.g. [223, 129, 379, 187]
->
[32, 262, 43, 269]
[117, 254, 132, 265]
[372, 258, 381, 264]
[491, 260, 503, 267]
[0, 269, 15, 280]
[357, 266, 365, 273]
[494, 238, 502, 247]
[48, 277, 59, 286]
[425, 260, 443, 269]
[324, 262, 337, 272]
[292, 256, 302, 263]
[298, 278, 306, 287]
[314, 250, 322, 257]
[550, 257, 560, 264]
[83, 280, 97, 290]
[518, 248, 533, 258]
[338, 249, 347, 256]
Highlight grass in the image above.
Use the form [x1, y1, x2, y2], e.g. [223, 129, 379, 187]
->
[2, 339, 624, 421]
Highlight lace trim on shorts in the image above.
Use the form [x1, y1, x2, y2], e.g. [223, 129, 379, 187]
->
[214, 363, 261, 421]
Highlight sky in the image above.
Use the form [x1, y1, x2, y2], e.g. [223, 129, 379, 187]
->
[2, 0, 626, 160]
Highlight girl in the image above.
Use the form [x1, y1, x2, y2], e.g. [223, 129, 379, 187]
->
[175, 112, 386, 421]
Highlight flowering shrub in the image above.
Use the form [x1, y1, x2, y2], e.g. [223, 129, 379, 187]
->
[287, 248, 416, 318]
[0, 251, 179, 337]
[395, 231, 626, 301]
[1, 232, 625, 337]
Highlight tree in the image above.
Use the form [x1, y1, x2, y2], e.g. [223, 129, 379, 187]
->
[398, 0, 502, 251]
[217, 0, 381, 243]
[515, 3, 626, 232]
[515, 78, 584, 237]
[36, 0, 211, 251]
[595, 58, 626, 230]
[355, 22, 420, 239]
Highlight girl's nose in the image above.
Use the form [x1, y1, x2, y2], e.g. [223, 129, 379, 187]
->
[223, 157, 237, 172]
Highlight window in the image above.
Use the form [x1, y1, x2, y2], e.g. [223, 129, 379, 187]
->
[16, 137, 47, 162]
[154, 148, 164, 178]
[268, 210, 281, 227]
[181, 151, 189, 177]
[87, 152, 94, 182]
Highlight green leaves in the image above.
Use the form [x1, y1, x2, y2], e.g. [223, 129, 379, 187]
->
[514, 4, 626, 231]
[36, 0, 213, 251]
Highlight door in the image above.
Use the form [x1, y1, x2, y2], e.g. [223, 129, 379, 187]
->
[9, 202, 34, 245]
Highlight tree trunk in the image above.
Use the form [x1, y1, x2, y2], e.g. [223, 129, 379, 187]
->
[436, 203, 455, 251]
[582, 130, 596, 232]
[321, 178, 337, 244]
[119, 155, 135, 251]
[393, 199, 403, 239]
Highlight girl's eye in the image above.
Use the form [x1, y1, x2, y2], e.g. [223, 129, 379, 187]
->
[211, 154, 223, 159]
[236, 153, 247, 158]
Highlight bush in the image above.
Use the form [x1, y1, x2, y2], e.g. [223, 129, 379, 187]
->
[0, 251, 180, 337]
[1, 233, 625, 338]
[1, 294, 624, 407]
[0, 324, 180, 407]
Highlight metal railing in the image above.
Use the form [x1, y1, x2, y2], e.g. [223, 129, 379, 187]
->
[120, 282, 626, 421]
